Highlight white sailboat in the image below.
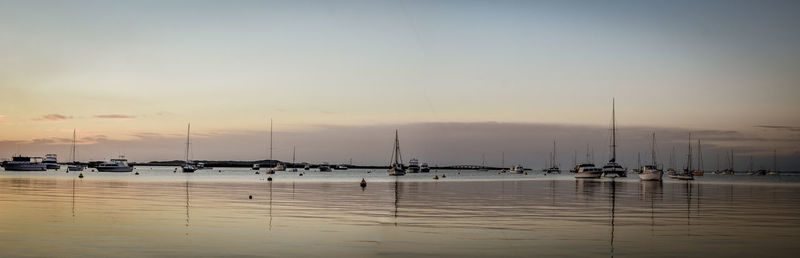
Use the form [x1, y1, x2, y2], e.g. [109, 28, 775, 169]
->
[693, 140, 705, 176]
[768, 149, 779, 175]
[181, 123, 196, 173]
[270, 119, 286, 172]
[289, 146, 298, 172]
[602, 98, 626, 177]
[544, 141, 560, 173]
[388, 130, 406, 176]
[67, 129, 84, 171]
[638, 133, 663, 181]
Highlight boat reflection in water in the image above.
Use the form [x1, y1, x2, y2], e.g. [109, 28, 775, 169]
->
[1, 173, 799, 257]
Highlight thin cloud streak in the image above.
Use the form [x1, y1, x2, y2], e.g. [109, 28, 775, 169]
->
[94, 114, 136, 119]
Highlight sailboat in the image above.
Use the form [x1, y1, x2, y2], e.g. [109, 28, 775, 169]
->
[746, 155, 755, 175]
[666, 146, 677, 176]
[693, 140, 705, 176]
[544, 141, 560, 173]
[602, 98, 626, 178]
[270, 119, 286, 172]
[181, 123, 196, 173]
[478, 154, 488, 171]
[289, 146, 298, 172]
[388, 130, 406, 176]
[676, 133, 694, 180]
[67, 129, 84, 171]
[628, 153, 642, 174]
[768, 149, 779, 175]
[723, 150, 736, 175]
[638, 133, 663, 181]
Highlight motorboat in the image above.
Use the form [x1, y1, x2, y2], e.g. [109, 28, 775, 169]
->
[43, 154, 60, 170]
[3, 156, 47, 171]
[509, 165, 524, 174]
[574, 163, 603, 178]
[420, 162, 431, 173]
[407, 158, 420, 173]
[97, 158, 133, 172]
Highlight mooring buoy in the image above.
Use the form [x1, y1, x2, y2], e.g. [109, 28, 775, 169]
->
[267, 177, 272, 181]
[255, 171, 260, 175]
[442, 174, 446, 178]
[249, 194, 253, 199]
[135, 172, 139, 175]
[433, 175, 439, 180]
[360, 178, 367, 187]
[78, 173, 84, 178]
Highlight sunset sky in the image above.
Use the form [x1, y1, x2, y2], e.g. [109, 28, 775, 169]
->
[1, 0, 798, 168]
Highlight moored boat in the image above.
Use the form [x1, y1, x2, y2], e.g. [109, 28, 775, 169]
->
[97, 157, 133, 172]
[574, 163, 603, 179]
[43, 154, 60, 170]
[407, 158, 420, 173]
[388, 130, 406, 176]
[3, 156, 47, 171]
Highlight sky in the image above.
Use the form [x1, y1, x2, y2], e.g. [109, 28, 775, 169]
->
[0, 0, 798, 169]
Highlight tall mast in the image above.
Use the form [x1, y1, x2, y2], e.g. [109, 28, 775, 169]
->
[502, 152, 505, 168]
[773, 149, 777, 172]
[697, 140, 703, 171]
[730, 149, 734, 171]
[552, 141, 557, 168]
[185, 123, 191, 162]
[687, 133, 692, 171]
[269, 119, 273, 160]
[71, 129, 77, 163]
[292, 146, 296, 163]
[611, 98, 616, 162]
[650, 133, 657, 166]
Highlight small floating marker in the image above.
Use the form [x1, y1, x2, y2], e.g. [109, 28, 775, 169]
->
[525, 172, 528, 175]
[249, 194, 253, 199]
[255, 171, 260, 175]
[78, 173, 84, 179]
[267, 177, 273, 181]
[360, 178, 367, 188]
[135, 172, 139, 175]
[442, 174, 446, 178]
[218, 170, 221, 173]
[299, 173, 304, 176]
[433, 175, 439, 180]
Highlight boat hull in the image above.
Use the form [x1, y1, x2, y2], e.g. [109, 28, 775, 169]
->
[45, 163, 61, 170]
[96, 167, 133, 172]
[388, 168, 406, 176]
[3, 164, 47, 171]
[638, 171, 663, 181]
[67, 165, 84, 171]
[574, 172, 602, 178]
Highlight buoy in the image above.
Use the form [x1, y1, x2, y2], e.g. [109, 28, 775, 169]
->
[249, 194, 253, 199]
[78, 173, 84, 178]
[218, 170, 221, 173]
[433, 175, 439, 180]
[267, 177, 272, 181]
[255, 171, 260, 175]
[135, 172, 139, 175]
[299, 173, 304, 176]
[525, 172, 528, 175]
[442, 174, 446, 178]
[360, 178, 367, 188]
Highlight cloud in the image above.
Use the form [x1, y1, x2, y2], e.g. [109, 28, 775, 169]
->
[0, 115, 6, 120]
[94, 114, 136, 119]
[754, 125, 800, 132]
[34, 114, 71, 121]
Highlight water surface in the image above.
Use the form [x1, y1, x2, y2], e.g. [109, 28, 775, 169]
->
[1, 167, 799, 257]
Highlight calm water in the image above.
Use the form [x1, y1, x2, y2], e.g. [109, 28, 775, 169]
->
[2, 167, 799, 257]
